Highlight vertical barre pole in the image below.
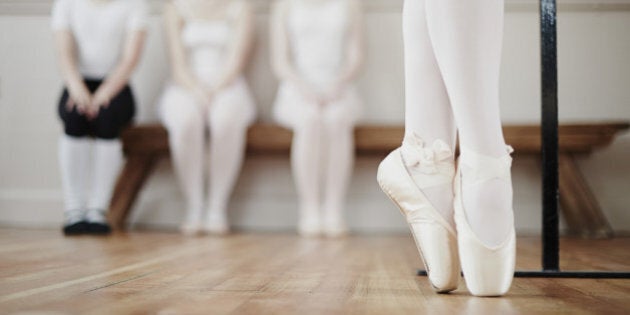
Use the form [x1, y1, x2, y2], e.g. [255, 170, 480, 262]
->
[540, 0, 560, 271]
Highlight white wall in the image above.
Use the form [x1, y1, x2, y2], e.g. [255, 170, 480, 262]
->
[0, 0, 629, 234]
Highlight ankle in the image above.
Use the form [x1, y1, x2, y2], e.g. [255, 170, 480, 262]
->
[85, 209, 107, 223]
[459, 146, 515, 247]
[185, 207, 203, 220]
[64, 209, 86, 225]
[322, 206, 346, 226]
[298, 204, 320, 235]
[205, 208, 227, 223]
[458, 146, 513, 180]
[203, 210, 229, 235]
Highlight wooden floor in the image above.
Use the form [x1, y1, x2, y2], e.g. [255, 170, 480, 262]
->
[0, 229, 629, 314]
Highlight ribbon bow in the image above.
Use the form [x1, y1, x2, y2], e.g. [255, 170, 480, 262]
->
[402, 134, 453, 175]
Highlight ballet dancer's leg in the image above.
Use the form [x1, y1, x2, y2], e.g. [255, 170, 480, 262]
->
[205, 97, 250, 234]
[161, 89, 205, 234]
[425, 0, 512, 247]
[291, 105, 322, 236]
[402, 0, 457, 228]
[320, 103, 354, 236]
[404, 0, 456, 149]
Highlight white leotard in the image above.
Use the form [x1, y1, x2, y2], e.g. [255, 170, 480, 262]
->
[273, 0, 362, 128]
[177, 0, 239, 87]
[51, 0, 149, 79]
[159, 0, 256, 122]
[290, 0, 349, 87]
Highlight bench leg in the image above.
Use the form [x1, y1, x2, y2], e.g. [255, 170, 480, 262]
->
[558, 153, 614, 239]
[108, 155, 158, 231]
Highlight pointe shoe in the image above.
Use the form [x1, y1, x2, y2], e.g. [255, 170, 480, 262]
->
[377, 136, 459, 293]
[454, 146, 516, 297]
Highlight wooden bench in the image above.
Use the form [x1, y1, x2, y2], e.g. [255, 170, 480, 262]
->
[109, 121, 629, 238]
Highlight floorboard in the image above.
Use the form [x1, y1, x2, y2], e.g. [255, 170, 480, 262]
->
[0, 229, 629, 314]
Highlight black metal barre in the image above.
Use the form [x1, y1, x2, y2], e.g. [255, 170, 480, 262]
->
[515, 0, 630, 279]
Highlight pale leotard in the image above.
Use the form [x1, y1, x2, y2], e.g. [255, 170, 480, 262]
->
[159, 0, 256, 123]
[273, 0, 362, 128]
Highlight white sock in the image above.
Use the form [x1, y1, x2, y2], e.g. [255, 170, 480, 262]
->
[291, 112, 322, 233]
[86, 138, 123, 223]
[425, 0, 512, 246]
[401, 0, 456, 228]
[85, 208, 108, 224]
[64, 209, 86, 226]
[58, 135, 91, 225]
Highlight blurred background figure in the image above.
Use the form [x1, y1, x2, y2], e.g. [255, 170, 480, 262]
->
[270, 0, 365, 237]
[52, 0, 148, 235]
[158, 0, 256, 236]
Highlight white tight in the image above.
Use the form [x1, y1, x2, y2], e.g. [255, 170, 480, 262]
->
[161, 87, 251, 227]
[403, 0, 512, 245]
[291, 102, 355, 231]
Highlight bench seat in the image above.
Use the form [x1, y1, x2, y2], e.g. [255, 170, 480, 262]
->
[109, 121, 629, 238]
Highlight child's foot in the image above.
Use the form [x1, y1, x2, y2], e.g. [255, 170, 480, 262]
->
[85, 209, 111, 235]
[63, 209, 88, 236]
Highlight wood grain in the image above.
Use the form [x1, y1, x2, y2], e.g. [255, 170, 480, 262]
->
[0, 229, 628, 314]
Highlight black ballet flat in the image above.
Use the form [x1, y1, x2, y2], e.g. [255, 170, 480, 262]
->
[87, 222, 112, 235]
[63, 221, 89, 236]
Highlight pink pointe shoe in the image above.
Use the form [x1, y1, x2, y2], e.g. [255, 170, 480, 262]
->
[377, 135, 460, 293]
[454, 146, 516, 297]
